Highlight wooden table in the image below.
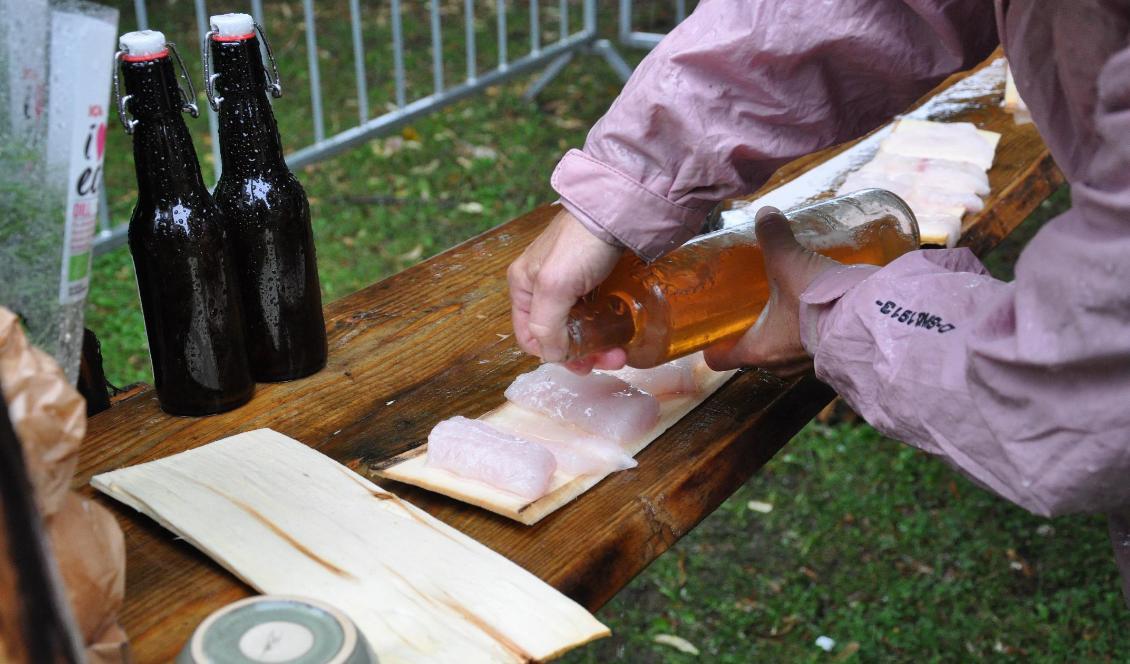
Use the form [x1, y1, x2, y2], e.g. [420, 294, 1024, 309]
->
[75, 53, 1062, 662]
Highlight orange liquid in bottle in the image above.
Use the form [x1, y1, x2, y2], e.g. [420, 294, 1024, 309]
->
[566, 190, 920, 368]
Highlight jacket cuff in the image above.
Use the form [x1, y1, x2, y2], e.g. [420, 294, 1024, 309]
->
[557, 199, 623, 248]
[799, 264, 880, 355]
[551, 149, 711, 261]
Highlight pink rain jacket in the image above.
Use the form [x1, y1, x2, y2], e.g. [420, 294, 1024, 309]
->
[551, 0, 1130, 602]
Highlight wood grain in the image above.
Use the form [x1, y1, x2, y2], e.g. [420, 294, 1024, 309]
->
[75, 51, 1063, 663]
[92, 429, 609, 663]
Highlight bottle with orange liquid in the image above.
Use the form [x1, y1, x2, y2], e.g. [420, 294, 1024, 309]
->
[565, 189, 920, 368]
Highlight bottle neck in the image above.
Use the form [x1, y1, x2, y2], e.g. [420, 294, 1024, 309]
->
[122, 57, 208, 203]
[210, 36, 287, 173]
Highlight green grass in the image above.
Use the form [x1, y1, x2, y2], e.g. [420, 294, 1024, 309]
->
[83, 2, 1127, 661]
[564, 419, 1127, 663]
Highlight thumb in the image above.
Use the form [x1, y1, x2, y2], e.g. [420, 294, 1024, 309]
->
[755, 205, 839, 296]
[753, 206, 805, 266]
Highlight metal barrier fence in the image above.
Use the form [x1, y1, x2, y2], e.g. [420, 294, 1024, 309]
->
[617, 0, 689, 50]
[93, 0, 631, 255]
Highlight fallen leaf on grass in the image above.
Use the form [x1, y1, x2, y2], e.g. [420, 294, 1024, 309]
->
[410, 159, 440, 175]
[371, 136, 405, 157]
[398, 244, 423, 262]
[653, 634, 699, 655]
[747, 500, 773, 513]
[834, 641, 861, 661]
[552, 116, 585, 130]
[1005, 548, 1034, 577]
[467, 144, 498, 160]
[733, 597, 760, 613]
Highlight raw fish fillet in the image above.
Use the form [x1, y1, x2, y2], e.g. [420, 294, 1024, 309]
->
[504, 363, 661, 443]
[839, 170, 984, 213]
[497, 415, 646, 476]
[916, 209, 964, 247]
[859, 152, 990, 195]
[426, 416, 555, 500]
[602, 352, 709, 397]
[532, 434, 636, 476]
[880, 119, 998, 170]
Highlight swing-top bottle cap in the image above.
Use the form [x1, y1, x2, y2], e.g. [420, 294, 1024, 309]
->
[119, 30, 168, 61]
[210, 13, 255, 40]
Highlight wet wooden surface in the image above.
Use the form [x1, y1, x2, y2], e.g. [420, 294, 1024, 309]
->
[76, 53, 1063, 662]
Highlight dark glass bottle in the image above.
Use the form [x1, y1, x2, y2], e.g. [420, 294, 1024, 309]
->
[206, 17, 328, 381]
[118, 32, 254, 415]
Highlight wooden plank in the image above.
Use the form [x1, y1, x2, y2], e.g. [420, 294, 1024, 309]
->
[74, 50, 1063, 663]
[91, 429, 608, 663]
[376, 368, 736, 525]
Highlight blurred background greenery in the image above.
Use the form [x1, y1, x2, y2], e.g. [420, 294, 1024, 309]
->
[86, 1, 1125, 661]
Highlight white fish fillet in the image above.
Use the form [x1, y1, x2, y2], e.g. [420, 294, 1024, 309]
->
[505, 363, 661, 443]
[426, 416, 556, 500]
[836, 119, 999, 249]
[601, 352, 710, 397]
[916, 209, 964, 247]
[839, 171, 984, 214]
[881, 118, 999, 170]
[492, 415, 637, 476]
[859, 152, 990, 195]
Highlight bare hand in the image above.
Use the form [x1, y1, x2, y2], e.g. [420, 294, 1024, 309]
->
[508, 208, 625, 368]
[703, 207, 839, 377]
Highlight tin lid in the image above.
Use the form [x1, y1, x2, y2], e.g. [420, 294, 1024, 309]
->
[177, 595, 375, 664]
[118, 30, 167, 61]
[210, 13, 255, 40]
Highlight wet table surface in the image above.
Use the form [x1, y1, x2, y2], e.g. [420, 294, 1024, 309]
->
[77, 53, 1063, 662]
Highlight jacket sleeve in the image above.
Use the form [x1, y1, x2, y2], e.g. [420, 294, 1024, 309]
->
[799, 213, 1130, 518]
[797, 6, 1130, 520]
[552, 0, 998, 259]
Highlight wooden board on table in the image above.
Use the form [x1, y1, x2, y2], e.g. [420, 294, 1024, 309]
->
[91, 429, 608, 663]
[74, 49, 1063, 663]
[375, 369, 736, 525]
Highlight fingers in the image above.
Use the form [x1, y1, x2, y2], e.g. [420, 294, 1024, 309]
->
[754, 206, 805, 277]
[507, 258, 540, 357]
[589, 347, 628, 371]
[700, 204, 836, 374]
[756, 205, 838, 296]
[702, 286, 804, 371]
[527, 265, 580, 363]
[703, 339, 811, 376]
[507, 209, 623, 363]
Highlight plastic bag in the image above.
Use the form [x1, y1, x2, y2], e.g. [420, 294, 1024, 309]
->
[0, 306, 127, 661]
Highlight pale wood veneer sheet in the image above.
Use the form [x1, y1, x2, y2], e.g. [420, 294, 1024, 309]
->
[91, 429, 608, 663]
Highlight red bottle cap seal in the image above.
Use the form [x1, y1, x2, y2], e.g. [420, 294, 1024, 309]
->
[209, 13, 255, 41]
[118, 30, 168, 62]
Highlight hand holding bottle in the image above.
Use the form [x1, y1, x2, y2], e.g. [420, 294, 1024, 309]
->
[702, 207, 840, 376]
[507, 209, 625, 371]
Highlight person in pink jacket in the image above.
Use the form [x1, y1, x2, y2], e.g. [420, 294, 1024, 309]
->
[507, 0, 1130, 603]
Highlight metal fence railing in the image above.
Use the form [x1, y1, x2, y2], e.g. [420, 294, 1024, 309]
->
[617, 0, 689, 50]
[93, 0, 631, 255]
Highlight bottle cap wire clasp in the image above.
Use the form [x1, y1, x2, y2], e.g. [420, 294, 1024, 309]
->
[202, 21, 283, 112]
[112, 41, 200, 134]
